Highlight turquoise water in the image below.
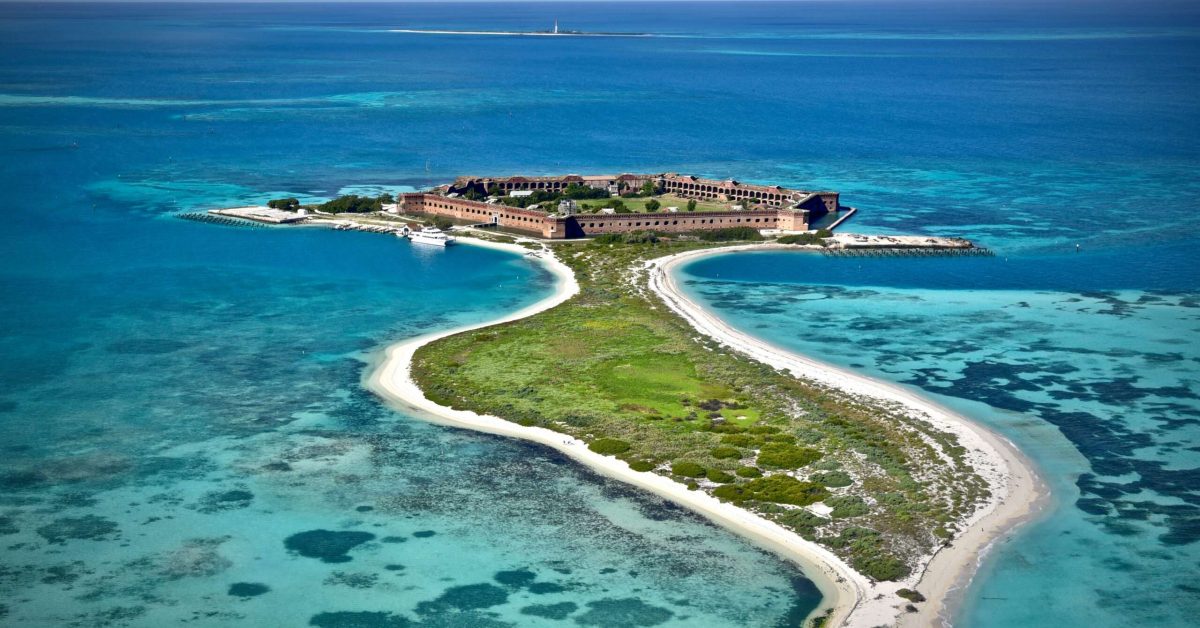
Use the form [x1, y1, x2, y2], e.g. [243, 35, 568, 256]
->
[2, 1, 1198, 625]
[679, 250, 1200, 626]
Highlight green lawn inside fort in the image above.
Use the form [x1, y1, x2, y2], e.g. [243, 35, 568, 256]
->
[575, 193, 729, 214]
[411, 237, 990, 583]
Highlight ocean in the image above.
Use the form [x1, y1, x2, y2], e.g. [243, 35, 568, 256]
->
[1, 1, 1197, 626]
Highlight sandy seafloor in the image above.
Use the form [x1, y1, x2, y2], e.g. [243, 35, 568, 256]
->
[2, 1, 1199, 626]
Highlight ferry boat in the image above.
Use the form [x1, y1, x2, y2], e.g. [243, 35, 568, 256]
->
[406, 226, 455, 247]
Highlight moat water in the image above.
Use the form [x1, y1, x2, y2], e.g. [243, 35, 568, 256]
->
[1, 1, 1198, 626]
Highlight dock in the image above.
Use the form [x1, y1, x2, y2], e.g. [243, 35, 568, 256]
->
[824, 233, 992, 257]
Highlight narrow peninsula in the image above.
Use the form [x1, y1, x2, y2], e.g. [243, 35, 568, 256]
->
[210, 172, 1043, 627]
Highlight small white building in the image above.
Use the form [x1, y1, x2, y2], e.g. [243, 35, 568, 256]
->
[666, 206, 679, 213]
[558, 198, 578, 215]
[600, 207, 616, 214]
[509, 190, 534, 198]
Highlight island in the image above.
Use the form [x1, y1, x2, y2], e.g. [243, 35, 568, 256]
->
[204, 173, 1042, 627]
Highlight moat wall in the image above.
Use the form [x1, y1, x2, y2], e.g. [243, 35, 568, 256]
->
[400, 193, 812, 239]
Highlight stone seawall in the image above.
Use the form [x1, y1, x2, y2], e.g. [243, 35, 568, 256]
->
[400, 193, 812, 239]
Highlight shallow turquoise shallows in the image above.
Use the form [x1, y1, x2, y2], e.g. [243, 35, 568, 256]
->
[2, 1, 1198, 626]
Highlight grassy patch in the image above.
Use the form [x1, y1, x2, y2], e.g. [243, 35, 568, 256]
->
[409, 239, 989, 581]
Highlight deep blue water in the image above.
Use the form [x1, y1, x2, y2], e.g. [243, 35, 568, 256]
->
[1, 1, 1197, 626]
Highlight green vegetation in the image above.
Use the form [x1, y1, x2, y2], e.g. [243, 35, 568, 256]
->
[671, 462, 707, 478]
[777, 229, 833, 245]
[410, 238, 990, 581]
[593, 231, 659, 245]
[644, 199, 661, 212]
[693, 226, 765, 242]
[736, 466, 763, 478]
[318, 194, 385, 214]
[589, 438, 631, 456]
[896, 589, 926, 603]
[826, 495, 870, 519]
[712, 475, 828, 506]
[812, 470, 854, 488]
[687, 199, 697, 212]
[825, 527, 911, 581]
[756, 443, 822, 469]
[710, 446, 742, 460]
[429, 217, 454, 231]
[706, 468, 736, 483]
[267, 197, 299, 211]
[628, 460, 656, 472]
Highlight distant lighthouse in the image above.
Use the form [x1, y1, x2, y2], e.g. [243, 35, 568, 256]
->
[554, 18, 559, 34]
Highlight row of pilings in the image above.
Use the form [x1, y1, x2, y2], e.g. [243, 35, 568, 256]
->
[176, 212, 269, 229]
[821, 246, 994, 258]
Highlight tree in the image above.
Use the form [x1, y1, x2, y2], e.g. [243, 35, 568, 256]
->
[641, 180, 657, 197]
[379, 193, 395, 204]
[267, 197, 300, 211]
[431, 217, 453, 230]
[687, 199, 697, 212]
[645, 199, 661, 212]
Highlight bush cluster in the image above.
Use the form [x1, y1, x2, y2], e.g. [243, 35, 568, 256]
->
[777, 229, 833, 245]
[267, 197, 299, 211]
[712, 475, 828, 506]
[588, 438, 631, 456]
[706, 469, 736, 483]
[670, 462, 706, 478]
[755, 443, 823, 469]
[812, 470, 854, 488]
[693, 227, 764, 242]
[710, 446, 742, 460]
[826, 495, 870, 518]
[319, 194, 388, 214]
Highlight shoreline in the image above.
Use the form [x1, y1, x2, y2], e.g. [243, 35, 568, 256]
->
[648, 245, 1049, 627]
[364, 237, 856, 626]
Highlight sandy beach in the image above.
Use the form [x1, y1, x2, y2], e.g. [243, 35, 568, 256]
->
[366, 237, 1046, 627]
[648, 245, 1048, 627]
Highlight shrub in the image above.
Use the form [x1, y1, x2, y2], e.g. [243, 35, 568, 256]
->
[777, 229, 833, 246]
[736, 466, 763, 478]
[813, 471, 854, 488]
[694, 227, 763, 242]
[589, 438, 631, 456]
[710, 446, 742, 460]
[706, 468, 736, 483]
[712, 475, 828, 506]
[896, 589, 926, 603]
[267, 197, 299, 211]
[747, 425, 780, 434]
[775, 508, 825, 535]
[645, 199, 661, 212]
[756, 443, 823, 469]
[856, 555, 909, 582]
[686, 199, 697, 212]
[628, 460, 656, 472]
[671, 462, 706, 478]
[721, 434, 754, 447]
[319, 194, 382, 214]
[826, 495, 869, 519]
[431, 217, 454, 230]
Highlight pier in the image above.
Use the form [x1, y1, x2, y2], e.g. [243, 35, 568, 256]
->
[821, 246, 994, 257]
[177, 212, 269, 229]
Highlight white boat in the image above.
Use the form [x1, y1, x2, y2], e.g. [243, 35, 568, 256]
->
[406, 226, 455, 247]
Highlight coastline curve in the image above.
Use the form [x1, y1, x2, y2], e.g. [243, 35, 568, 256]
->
[648, 245, 1049, 627]
[364, 238, 859, 627]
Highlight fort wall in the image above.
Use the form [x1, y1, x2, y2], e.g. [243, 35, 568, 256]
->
[400, 193, 811, 240]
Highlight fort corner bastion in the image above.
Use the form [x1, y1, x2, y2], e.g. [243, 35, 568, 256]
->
[400, 173, 841, 239]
